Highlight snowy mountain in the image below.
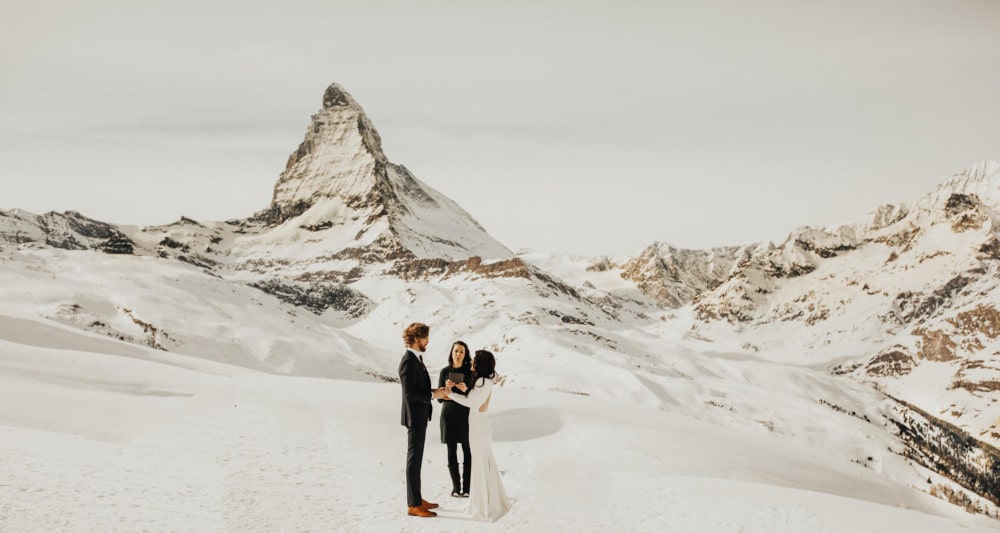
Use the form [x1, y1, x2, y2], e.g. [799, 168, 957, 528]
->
[241, 82, 512, 267]
[600, 242, 758, 309]
[514, 162, 1000, 515]
[683, 160, 1000, 449]
[1, 83, 999, 527]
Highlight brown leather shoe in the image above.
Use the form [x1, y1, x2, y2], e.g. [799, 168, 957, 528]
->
[407, 506, 437, 517]
[421, 499, 439, 510]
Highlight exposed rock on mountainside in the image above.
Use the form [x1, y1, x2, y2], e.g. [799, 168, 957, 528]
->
[864, 346, 915, 377]
[250, 279, 371, 317]
[888, 397, 1000, 509]
[47, 302, 173, 351]
[884, 274, 976, 326]
[0, 209, 135, 254]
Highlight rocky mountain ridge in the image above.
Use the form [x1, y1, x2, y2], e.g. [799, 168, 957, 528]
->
[0, 209, 135, 254]
[600, 241, 760, 309]
[677, 160, 1000, 447]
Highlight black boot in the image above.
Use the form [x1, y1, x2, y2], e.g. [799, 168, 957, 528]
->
[461, 461, 471, 497]
[448, 463, 462, 497]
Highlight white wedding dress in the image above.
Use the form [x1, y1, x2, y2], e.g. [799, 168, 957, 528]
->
[449, 378, 511, 521]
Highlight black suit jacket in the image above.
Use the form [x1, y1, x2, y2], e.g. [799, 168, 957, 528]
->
[399, 349, 433, 428]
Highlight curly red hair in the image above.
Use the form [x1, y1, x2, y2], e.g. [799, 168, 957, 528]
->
[403, 322, 430, 346]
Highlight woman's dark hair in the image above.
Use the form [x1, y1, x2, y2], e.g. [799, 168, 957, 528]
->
[448, 341, 472, 370]
[472, 349, 497, 384]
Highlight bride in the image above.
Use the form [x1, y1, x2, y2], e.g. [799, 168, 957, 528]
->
[445, 349, 511, 522]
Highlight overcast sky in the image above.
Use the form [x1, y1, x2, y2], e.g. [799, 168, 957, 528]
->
[2, 1, 999, 256]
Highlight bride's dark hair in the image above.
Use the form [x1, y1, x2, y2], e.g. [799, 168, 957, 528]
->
[472, 350, 497, 385]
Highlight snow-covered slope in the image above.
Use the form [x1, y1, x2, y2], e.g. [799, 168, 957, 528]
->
[2, 315, 998, 531]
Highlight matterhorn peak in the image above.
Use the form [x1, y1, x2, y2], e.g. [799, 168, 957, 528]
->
[256, 83, 389, 225]
[245, 82, 511, 262]
[320, 83, 364, 111]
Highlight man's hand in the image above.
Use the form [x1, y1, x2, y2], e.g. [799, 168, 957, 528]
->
[432, 387, 448, 400]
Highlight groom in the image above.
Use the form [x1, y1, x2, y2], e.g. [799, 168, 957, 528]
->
[399, 322, 449, 518]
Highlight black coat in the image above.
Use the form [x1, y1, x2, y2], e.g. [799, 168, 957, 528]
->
[438, 366, 474, 444]
[399, 350, 433, 428]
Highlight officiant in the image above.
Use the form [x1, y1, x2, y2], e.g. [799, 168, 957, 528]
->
[437, 340, 474, 498]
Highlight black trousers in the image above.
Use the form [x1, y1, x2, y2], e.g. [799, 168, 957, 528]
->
[406, 422, 427, 507]
[447, 440, 471, 465]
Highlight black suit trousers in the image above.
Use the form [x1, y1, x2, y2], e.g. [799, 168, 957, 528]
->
[406, 420, 428, 507]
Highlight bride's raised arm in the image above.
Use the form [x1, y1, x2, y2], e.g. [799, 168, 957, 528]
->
[448, 379, 491, 411]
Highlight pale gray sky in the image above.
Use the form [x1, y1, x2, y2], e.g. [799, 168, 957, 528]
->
[2, 1, 999, 256]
